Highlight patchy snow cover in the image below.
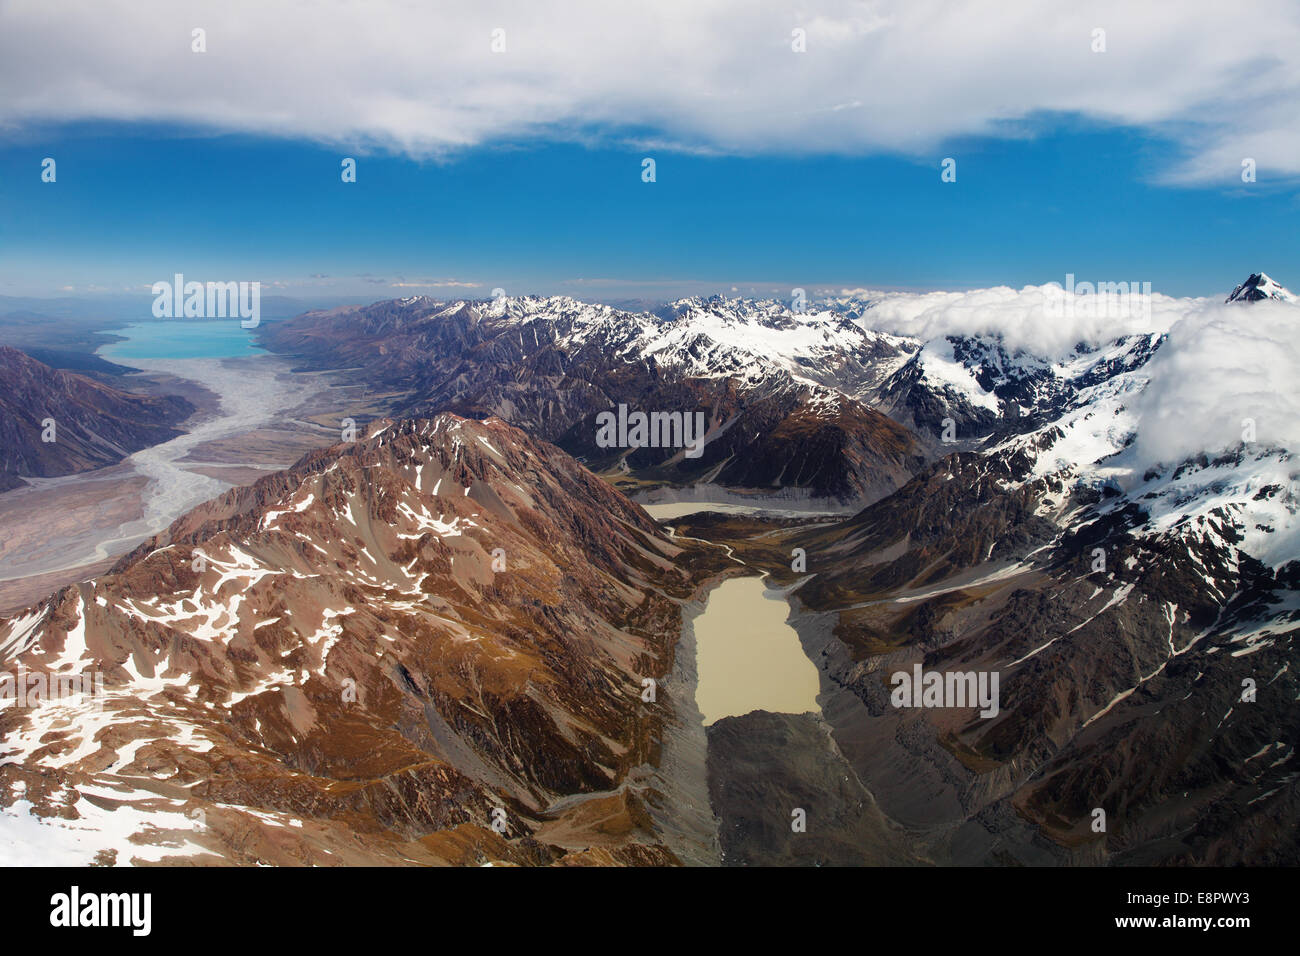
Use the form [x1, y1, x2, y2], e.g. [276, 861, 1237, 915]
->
[970, 287, 1300, 577]
[0, 789, 208, 866]
[914, 337, 1000, 412]
[0, 607, 48, 661]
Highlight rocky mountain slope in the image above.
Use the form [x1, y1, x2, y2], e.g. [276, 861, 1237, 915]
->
[872, 331, 1165, 449]
[741, 277, 1300, 865]
[0, 345, 194, 491]
[260, 295, 926, 504]
[768, 450, 1299, 863]
[0, 415, 730, 865]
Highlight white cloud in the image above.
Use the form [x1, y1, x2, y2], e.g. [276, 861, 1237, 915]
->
[1129, 300, 1300, 468]
[851, 282, 1300, 467]
[846, 283, 1194, 357]
[1, 0, 1297, 184]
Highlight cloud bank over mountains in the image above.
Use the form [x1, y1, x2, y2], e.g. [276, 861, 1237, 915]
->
[2, 0, 1297, 184]
[846, 283, 1193, 357]
[840, 281, 1300, 471]
[1130, 300, 1300, 470]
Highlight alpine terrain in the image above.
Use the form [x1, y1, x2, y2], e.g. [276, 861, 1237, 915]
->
[1, 272, 1296, 867]
[0, 415, 730, 865]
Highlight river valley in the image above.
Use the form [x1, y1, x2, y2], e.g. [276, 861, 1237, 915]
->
[0, 322, 367, 612]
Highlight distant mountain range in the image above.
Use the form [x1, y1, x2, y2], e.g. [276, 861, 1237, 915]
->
[260, 274, 1297, 498]
[261, 295, 927, 503]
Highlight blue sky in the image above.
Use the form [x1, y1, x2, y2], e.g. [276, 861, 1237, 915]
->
[2, 122, 1294, 301]
[1, 1, 1296, 302]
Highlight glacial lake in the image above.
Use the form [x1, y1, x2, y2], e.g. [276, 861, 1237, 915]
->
[693, 576, 821, 725]
[100, 321, 267, 360]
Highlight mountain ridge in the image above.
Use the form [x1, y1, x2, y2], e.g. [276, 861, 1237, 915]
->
[0, 414, 730, 865]
[0, 345, 195, 491]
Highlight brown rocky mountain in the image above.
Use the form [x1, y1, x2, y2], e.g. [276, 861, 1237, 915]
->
[0, 345, 193, 490]
[0, 414, 729, 865]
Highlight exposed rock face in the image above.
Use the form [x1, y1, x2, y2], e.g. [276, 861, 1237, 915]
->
[873, 332, 1165, 449]
[260, 296, 926, 504]
[0, 415, 730, 865]
[698, 275, 1300, 865]
[0, 345, 193, 489]
[770, 429, 1300, 865]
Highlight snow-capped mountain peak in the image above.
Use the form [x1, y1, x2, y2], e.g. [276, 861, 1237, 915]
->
[1226, 272, 1296, 303]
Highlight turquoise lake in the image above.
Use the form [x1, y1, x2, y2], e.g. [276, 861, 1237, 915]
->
[99, 321, 267, 360]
